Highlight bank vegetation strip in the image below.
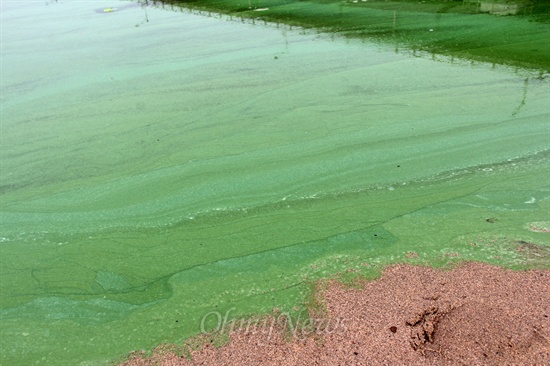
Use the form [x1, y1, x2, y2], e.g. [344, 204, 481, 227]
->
[148, 0, 550, 71]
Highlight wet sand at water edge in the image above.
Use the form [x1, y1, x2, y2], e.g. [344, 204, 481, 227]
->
[120, 261, 550, 365]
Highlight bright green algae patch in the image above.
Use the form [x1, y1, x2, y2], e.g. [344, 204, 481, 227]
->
[2, 161, 550, 366]
[158, 0, 550, 71]
[1, 2, 550, 365]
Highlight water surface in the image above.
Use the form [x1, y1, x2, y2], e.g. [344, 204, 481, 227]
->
[1, 1, 549, 365]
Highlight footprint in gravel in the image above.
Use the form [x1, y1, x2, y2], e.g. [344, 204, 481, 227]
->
[406, 306, 448, 354]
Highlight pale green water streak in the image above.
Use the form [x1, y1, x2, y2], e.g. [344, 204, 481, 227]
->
[1, 1, 549, 365]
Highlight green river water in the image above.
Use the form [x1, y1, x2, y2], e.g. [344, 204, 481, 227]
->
[1, 1, 549, 365]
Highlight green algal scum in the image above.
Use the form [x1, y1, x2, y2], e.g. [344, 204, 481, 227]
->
[0, 1, 548, 365]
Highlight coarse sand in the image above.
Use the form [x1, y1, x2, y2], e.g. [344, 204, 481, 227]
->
[120, 262, 549, 365]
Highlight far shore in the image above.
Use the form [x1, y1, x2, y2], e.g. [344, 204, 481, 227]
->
[151, 0, 550, 71]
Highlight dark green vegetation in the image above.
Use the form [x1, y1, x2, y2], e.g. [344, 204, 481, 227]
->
[152, 0, 550, 70]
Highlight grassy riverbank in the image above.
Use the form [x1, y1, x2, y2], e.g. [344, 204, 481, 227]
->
[153, 0, 550, 70]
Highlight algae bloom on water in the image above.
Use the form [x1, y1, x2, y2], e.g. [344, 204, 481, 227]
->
[0, 1, 548, 365]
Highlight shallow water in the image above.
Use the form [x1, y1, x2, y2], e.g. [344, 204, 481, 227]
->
[1, 1, 549, 365]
